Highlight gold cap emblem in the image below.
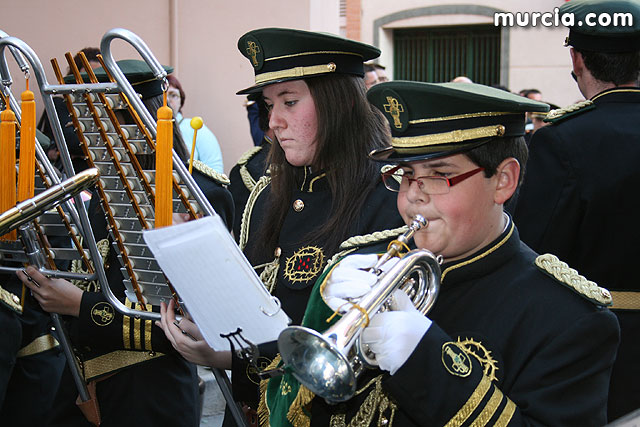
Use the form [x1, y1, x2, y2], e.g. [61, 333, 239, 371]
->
[384, 96, 405, 129]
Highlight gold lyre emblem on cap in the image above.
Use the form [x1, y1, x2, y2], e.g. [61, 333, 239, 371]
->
[247, 41, 261, 67]
[384, 96, 405, 129]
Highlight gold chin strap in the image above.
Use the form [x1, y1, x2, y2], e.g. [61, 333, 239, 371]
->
[255, 63, 336, 85]
[393, 125, 506, 149]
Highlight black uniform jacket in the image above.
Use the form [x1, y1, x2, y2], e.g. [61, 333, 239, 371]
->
[242, 170, 404, 325]
[50, 165, 234, 427]
[228, 139, 270, 239]
[229, 169, 404, 414]
[513, 87, 640, 420]
[309, 220, 619, 426]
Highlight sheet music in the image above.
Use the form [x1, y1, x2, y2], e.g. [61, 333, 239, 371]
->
[143, 216, 290, 350]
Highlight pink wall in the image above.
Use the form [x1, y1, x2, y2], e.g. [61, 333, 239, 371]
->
[2, 0, 312, 173]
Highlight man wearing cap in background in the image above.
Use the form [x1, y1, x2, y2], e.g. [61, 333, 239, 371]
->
[512, 1, 640, 420]
[261, 81, 619, 426]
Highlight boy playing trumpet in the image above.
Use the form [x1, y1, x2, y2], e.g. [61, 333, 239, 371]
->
[262, 81, 620, 426]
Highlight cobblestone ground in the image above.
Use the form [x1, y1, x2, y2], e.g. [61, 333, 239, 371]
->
[198, 366, 226, 427]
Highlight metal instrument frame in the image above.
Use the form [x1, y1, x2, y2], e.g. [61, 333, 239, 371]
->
[1, 29, 248, 427]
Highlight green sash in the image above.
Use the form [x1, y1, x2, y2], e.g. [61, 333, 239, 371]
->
[261, 260, 343, 427]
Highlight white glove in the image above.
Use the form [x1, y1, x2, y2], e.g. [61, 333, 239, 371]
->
[324, 254, 399, 313]
[361, 290, 432, 375]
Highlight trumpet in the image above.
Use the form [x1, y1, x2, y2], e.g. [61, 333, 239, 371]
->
[0, 168, 99, 236]
[278, 215, 441, 403]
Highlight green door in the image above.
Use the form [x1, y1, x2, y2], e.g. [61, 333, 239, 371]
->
[394, 25, 501, 85]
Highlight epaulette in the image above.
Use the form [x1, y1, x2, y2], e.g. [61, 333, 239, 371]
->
[236, 146, 265, 192]
[544, 100, 595, 124]
[192, 160, 230, 185]
[0, 284, 22, 314]
[237, 145, 264, 166]
[535, 254, 612, 306]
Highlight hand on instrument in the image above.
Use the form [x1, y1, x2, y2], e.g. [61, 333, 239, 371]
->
[361, 290, 432, 375]
[156, 299, 231, 369]
[324, 254, 399, 313]
[172, 212, 192, 225]
[16, 266, 83, 317]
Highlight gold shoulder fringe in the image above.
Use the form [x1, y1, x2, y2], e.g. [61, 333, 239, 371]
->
[535, 254, 612, 306]
[258, 354, 281, 427]
[237, 145, 264, 166]
[192, 160, 230, 185]
[544, 100, 594, 123]
[287, 383, 314, 427]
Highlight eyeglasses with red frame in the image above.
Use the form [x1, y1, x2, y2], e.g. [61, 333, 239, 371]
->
[381, 165, 485, 195]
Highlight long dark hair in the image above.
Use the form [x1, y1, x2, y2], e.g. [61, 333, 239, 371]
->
[259, 74, 391, 255]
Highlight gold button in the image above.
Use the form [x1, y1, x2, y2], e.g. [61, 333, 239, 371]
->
[293, 199, 304, 212]
[327, 62, 336, 72]
[274, 247, 282, 257]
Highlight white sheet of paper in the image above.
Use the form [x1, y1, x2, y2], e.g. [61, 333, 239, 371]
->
[143, 215, 290, 350]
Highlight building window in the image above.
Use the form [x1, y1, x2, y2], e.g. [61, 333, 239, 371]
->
[393, 25, 501, 85]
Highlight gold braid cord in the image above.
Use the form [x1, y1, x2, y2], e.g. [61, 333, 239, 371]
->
[535, 254, 612, 306]
[192, 160, 230, 185]
[330, 376, 397, 427]
[255, 252, 281, 294]
[239, 175, 271, 251]
[71, 238, 110, 291]
[236, 146, 264, 192]
[323, 225, 410, 275]
[545, 100, 593, 121]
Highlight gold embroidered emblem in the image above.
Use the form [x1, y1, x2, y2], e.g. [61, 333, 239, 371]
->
[91, 302, 115, 326]
[246, 41, 261, 67]
[442, 342, 472, 377]
[384, 96, 405, 129]
[246, 356, 272, 385]
[284, 246, 325, 284]
[457, 337, 498, 382]
[280, 378, 292, 396]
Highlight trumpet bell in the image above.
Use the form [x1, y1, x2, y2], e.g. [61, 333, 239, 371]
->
[278, 325, 356, 403]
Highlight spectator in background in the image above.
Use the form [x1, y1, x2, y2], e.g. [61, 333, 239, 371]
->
[530, 102, 559, 134]
[451, 75, 473, 83]
[167, 75, 224, 173]
[364, 62, 389, 89]
[519, 89, 544, 136]
[519, 88, 543, 101]
[245, 93, 264, 146]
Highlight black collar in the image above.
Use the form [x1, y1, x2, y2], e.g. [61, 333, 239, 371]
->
[440, 214, 518, 285]
[591, 86, 640, 103]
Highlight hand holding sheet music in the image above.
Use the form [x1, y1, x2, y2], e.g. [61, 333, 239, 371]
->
[143, 215, 290, 350]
